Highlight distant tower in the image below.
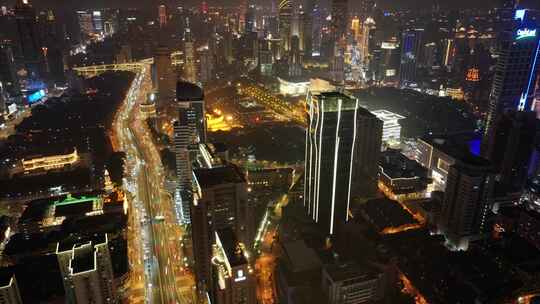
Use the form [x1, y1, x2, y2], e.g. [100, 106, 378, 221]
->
[103, 169, 113, 192]
[331, 0, 348, 41]
[183, 18, 197, 84]
[399, 28, 424, 87]
[14, 0, 45, 77]
[154, 46, 175, 120]
[158, 4, 167, 28]
[279, 0, 293, 53]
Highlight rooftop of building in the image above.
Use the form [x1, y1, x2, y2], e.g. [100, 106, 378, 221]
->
[57, 233, 107, 253]
[22, 146, 77, 160]
[19, 191, 103, 223]
[71, 244, 95, 274]
[379, 149, 428, 180]
[281, 240, 322, 273]
[371, 109, 406, 121]
[420, 134, 491, 167]
[323, 262, 381, 283]
[194, 164, 245, 188]
[357, 198, 418, 233]
[176, 81, 204, 101]
[216, 228, 247, 268]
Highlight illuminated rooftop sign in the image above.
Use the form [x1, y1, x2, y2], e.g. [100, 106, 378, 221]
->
[515, 9, 526, 21]
[516, 28, 537, 40]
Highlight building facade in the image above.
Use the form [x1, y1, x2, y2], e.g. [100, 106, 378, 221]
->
[304, 91, 382, 235]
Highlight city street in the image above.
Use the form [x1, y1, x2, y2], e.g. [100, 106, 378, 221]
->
[112, 63, 196, 304]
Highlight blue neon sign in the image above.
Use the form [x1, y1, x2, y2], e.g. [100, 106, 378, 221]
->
[27, 89, 45, 104]
[516, 28, 537, 40]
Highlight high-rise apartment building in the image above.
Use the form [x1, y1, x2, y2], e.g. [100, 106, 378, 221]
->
[399, 29, 424, 87]
[438, 160, 494, 250]
[191, 165, 254, 292]
[304, 91, 382, 235]
[212, 228, 256, 304]
[56, 234, 116, 304]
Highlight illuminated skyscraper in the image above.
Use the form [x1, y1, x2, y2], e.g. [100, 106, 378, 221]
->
[173, 82, 206, 225]
[158, 4, 167, 28]
[301, 0, 314, 56]
[399, 29, 424, 87]
[483, 10, 540, 158]
[279, 0, 293, 53]
[183, 18, 197, 84]
[331, 0, 348, 40]
[304, 91, 382, 235]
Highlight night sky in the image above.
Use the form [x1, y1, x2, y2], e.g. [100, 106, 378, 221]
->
[0, 0, 539, 10]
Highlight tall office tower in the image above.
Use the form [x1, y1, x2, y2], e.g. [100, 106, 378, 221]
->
[183, 18, 197, 84]
[245, 1, 256, 33]
[92, 10, 104, 34]
[304, 91, 383, 235]
[360, 17, 376, 68]
[154, 46, 175, 114]
[212, 228, 256, 304]
[399, 29, 424, 87]
[158, 4, 167, 28]
[0, 43, 20, 97]
[288, 35, 303, 77]
[200, 49, 214, 83]
[174, 82, 206, 224]
[191, 165, 254, 293]
[312, 4, 322, 56]
[438, 160, 494, 250]
[224, 29, 234, 65]
[0, 272, 23, 304]
[259, 39, 273, 76]
[301, 0, 314, 57]
[331, 44, 345, 83]
[443, 38, 455, 70]
[14, 0, 43, 75]
[279, 0, 293, 53]
[56, 234, 116, 304]
[496, 0, 517, 33]
[331, 0, 348, 41]
[483, 12, 540, 155]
